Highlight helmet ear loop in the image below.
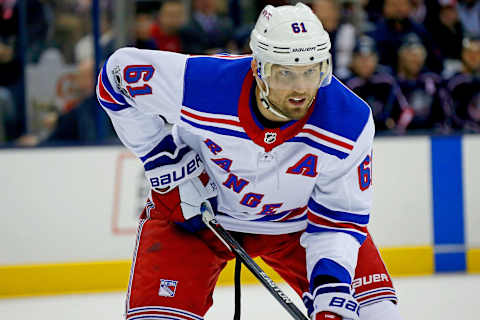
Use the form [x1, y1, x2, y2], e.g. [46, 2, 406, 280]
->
[261, 78, 270, 98]
[256, 60, 270, 98]
[258, 62, 270, 104]
[257, 65, 290, 120]
[318, 55, 333, 87]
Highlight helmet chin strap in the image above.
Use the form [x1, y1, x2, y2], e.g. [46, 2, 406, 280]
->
[258, 82, 290, 120]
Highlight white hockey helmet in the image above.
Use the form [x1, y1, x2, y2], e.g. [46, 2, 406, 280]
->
[250, 2, 332, 87]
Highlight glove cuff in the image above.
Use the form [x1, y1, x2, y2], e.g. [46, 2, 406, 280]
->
[311, 291, 359, 320]
[304, 283, 359, 320]
[145, 149, 204, 193]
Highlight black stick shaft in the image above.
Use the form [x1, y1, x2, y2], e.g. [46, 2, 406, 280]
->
[204, 213, 309, 320]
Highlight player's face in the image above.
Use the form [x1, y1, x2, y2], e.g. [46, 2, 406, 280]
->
[462, 40, 480, 72]
[351, 53, 378, 79]
[399, 46, 426, 77]
[266, 63, 321, 120]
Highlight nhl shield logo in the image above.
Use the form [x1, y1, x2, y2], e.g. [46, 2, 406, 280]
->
[159, 279, 178, 297]
[264, 132, 277, 144]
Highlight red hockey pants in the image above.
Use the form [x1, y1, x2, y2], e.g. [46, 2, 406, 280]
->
[124, 206, 397, 320]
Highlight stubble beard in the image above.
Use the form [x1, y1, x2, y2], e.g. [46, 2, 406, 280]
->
[280, 96, 314, 120]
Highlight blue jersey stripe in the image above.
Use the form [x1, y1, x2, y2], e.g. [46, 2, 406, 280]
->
[129, 316, 186, 320]
[287, 137, 349, 159]
[140, 135, 179, 163]
[308, 199, 370, 225]
[354, 288, 396, 299]
[358, 296, 398, 307]
[310, 258, 352, 291]
[181, 117, 250, 140]
[101, 59, 128, 105]
[253, 211, 291, 222]
[143, 146, 191, 171]
[305, 224, 367, 244]
[98, 98, 131, 112]
[314, 284, 351, 295]
[287, 215, 308, 223]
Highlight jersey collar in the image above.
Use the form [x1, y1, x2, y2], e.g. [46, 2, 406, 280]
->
[237, 70, 315, 152]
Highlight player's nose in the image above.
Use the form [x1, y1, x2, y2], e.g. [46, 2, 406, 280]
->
[291, 78, 308, 93]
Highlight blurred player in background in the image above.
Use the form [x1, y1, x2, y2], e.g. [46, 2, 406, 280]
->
[343, 36, 412, 134]
[395, 33, 452, 133]
[97, 3, 402, 320]
[447, 35, 480, 132]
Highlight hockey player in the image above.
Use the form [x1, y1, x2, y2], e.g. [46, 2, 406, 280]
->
[97, 3, 402, 320]
[396, 33, 452, 133]
[343, 35, 412, 134]
[447, 35, 480, 132]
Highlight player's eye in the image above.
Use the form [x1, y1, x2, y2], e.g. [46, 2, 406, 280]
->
[304, 69, 315, 76]
[279, 70, 292, 78]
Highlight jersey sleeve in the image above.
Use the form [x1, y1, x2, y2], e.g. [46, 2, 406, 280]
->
[301, 111, 375, 292]
[96, 48, 203, 189]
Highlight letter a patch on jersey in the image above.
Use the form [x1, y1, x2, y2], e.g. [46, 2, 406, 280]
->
[159, 279, 178, 297]
[286, 154, 318, 177]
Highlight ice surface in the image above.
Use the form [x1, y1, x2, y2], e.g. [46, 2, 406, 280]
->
[0, 274, 478, 319]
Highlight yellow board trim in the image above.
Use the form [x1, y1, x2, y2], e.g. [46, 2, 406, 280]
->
[1, 247, 478, 298]
[0, 260, 130, 298]
[467, 248, 480, 273]
[379, 246, 434, 276]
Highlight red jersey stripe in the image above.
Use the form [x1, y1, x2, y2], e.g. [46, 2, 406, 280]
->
[181, 109, 241, 127]
[307, 211, 367, 233]
[98, 72, 118, 104]
[280, 206, 308, 221]
[301, 128, 354, 150]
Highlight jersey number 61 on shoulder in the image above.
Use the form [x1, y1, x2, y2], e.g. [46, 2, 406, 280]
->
[124, 65, 155, 97]
[358, 154, 372, 191]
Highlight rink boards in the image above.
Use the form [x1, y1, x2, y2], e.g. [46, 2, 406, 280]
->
[0, 135, 479, 297]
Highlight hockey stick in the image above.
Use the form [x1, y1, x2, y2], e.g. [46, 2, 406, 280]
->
[201, 203, 309, 320]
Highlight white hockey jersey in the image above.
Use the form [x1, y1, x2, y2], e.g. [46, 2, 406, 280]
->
[97, 47, 374, 286]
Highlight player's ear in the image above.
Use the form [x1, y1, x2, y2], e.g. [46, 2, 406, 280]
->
[251, 58, 259, 79]
[251, 58, 257, 72]
[251, 59, 266, 91]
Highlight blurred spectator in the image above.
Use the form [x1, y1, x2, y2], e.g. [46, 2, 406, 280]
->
[363, 0, 384, 23]
[447, 36, 480, 132]
[180, 0, 236, 54]
[151, 0, 186, 52]
[312, 0, 356, 78]
[0, 86, 15, 143]
[134, 12, 158, 50]
[51, 0, 115, 64]
[43, 58, 116, 145]
[343, 36, 413, 134]
[396, 34, 452, 133]
[339, 0, 369, 32]
[0, 1, 19, 82]
[0, 0, 22, 141]
[50, 1, 87, 64]
[410, 0, 427, 24]
[426, 0, 464, 60]
[457, 0, 480, 37]
[426, 0, 465, 76]
[23, 0, 52, 63]
[17, 59, 116, 146]
[367, 0, 443, 73]
[75, 10, 115, 63]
